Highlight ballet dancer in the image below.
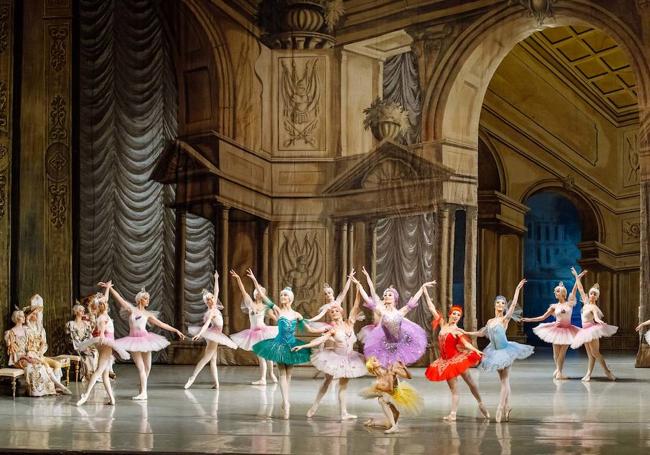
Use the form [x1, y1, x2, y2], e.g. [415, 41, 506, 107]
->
[521, 271, 583, 380]
[462, 279, 534, 422]
[101, 281, 185, 400]
[423, 289, 489, 421]
[570, 268, 616, 381]
[248, 269, 326, 419]
[292, 286, 366, 420]
[229, 269, 279, 385]
[77, 287, 131, 406]
[360, 356, 423, 434]
[355, 267, 433, 367]
[185, 270, 238, 389]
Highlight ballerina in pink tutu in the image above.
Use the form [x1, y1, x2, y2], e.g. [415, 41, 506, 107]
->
[521, 271, 583, 380]
[185, 270, 238, 389]
[292, 285, 366, 421]
[355, 267, 434, 368]
[101, 282, 185, 400]
[77, 285, 131, 406]
[229, 269, 278, 385]
[570, 267, 617, 381]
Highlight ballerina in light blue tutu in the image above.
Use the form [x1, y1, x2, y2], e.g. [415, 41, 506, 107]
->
[462, 279, 533, 422]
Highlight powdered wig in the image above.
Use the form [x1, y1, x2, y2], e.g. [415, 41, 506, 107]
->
[11, 310, 25, 323]
[383, 286, 400, 306]
[554, 282, 567, 298]
[588, 283, 600, 299]
[135, 288, 150, 304]
[72, 304, 85, 315]
[281, 287, 295, 303]
[30, 294, 44, 309]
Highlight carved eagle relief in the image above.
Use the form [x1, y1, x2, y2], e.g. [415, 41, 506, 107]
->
[279, 231, 323, 316]
[280, 58, 321, 147]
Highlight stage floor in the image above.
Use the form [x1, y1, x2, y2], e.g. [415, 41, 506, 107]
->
[1, 349, 649, 454]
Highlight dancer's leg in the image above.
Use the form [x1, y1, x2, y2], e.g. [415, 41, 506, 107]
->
[444, 377, 459, 421]
[582, 342, 596, 381]
[252, 355, 268, 385]
[77, 348, 112, 405]
[185, 342, 219, 389]
[338, 378, 355, 420]
[552, 344, 559, 378]
[307, 374, 333, 418]
[496, 368, 511, 422]
[590, 338, 615, 380]
[102, 358, 115, 405]
[461, 371, 489, 419]
[268, 361, 277, 383]
[144, 352, 152, 378]
[379, 397, 397, 433]
[278, 364, 291, 419]
[131, 352, 148, 400]
[555, 345, 569, 380]
[209, 347, 220, 388]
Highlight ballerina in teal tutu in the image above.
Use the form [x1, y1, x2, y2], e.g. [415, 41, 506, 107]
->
[247, 269, 327, 419]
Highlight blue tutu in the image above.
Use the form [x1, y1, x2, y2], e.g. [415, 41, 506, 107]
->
[478, 323, 534, 372]
[252, 316, 311, 365]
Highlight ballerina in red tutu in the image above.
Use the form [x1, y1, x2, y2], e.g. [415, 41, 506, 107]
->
[423, 288, 488, 421]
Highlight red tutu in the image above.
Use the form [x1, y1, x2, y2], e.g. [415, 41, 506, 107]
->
[425, 331, 480, 382]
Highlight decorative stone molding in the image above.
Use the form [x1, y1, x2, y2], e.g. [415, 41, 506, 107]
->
[0, 6, 8, 55]
[45, 142, 68, 229]
[407, 23, 460, 91]
[623, 218, 641, 244]
[48, 25, 68, 72]
[48, 95, 67, 141]
[509, 0, 558, 28]
[0, 80, 6, 132]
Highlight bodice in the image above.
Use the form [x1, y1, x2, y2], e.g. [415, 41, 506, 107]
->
[381, 309, 404, 341]
[248, 308, 267, 329]
[553, 303, 573, 325]
[486, 322, 509, 350]
[438, 332, 463, 360]
[204, 309, 224, 330]
[580, 304, 602, 324]
[330, 325, 357, 354]
[129, 310, 149, 332]
[277, 317, 299, 344]
[66, 320, 92, 348]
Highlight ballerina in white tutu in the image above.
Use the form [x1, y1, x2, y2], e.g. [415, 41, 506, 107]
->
[101, 281, 185, 400]
[521, 272, 583, 380]
[569, 268, 617, 381]
[229, 269, 278, 385]
[77, 285, 131, 406]
[185, 270, 238, 390]
[292, 285, 366, 421]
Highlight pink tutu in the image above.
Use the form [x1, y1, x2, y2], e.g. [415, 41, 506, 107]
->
[115, 330, 170, 353]
[311, 349, 366, 379]
[571, 322, 618, 349]
[188, 326, 238, 349]
[230, 326, 278, 351]
[533, 322, 580, 345]
[78, 335, 130, 360]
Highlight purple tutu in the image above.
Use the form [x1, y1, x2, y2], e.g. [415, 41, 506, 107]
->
[115, 329, 170, 353]
[571, 322, 618, 349]
[230, 326, 278, 351]
[188, 326, 238, 349]
[363, 318, 427, 367]
[357, 324, 376, 344]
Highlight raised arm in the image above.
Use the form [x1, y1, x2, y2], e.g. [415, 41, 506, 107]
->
[400, 281, 436, 316]
[246, 268, 274, 309]
[349, 288, 362, 324]
[334, 269, 355, 306]
[571, 267, 588, 304]
[148, 314, 185, 340]
[423, 287, 439, 320]
[361, 266, 379, 301]
[521, 305, 555, 323]
[213, 270, 220, 299]
[100, 283, 133, 313]
[353, 277, 377, 309]
[230, 270, 253, 304]
[504, 279, 526, 322]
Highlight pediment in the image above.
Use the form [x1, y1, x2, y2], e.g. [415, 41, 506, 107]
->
[152, 139, 218, 184]
[323, 140, 452, 194]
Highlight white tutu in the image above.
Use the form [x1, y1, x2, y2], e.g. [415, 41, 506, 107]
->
[571, 322, 618, 349]
[188, 326, 237, 349]
[357, 324, 376, 344]
[230, 326, 278, 351]
[78, 336, 130, 361]
[533, 322, 580, 345]
[115, 330, 170, 353]
[310, 349, 366, 379]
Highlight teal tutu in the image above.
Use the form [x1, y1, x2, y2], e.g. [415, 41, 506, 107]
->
[253, 338, 311, 365]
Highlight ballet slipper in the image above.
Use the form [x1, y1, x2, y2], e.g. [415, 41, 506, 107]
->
[76, 393, 89, 407]
[340, 412, 357, 420]
[132, 393, 148, 401]
[384, 424, 399, 434]
[606, 370, 616, 381]
[505, 407, 512, 422]
[184, 376, 195, 390]
[581, 374, 591, 382]
[282, 402, 290, 420]
[443, 412, 457, 421]
[252, 379, 267, 385]
[479, 402, 490, 419]
[270, 373, 278, 383]
[306, 404, 318, 418]
[495, 406, 503, 423]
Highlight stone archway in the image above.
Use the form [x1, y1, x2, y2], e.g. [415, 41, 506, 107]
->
[417, 1, 650, 360]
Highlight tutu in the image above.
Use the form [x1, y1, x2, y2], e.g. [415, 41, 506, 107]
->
[363, 314, 427, 367]
[478, 342, 533, 372]
[571, 322, 618, 349]
[533, 322, 579, 345]
[188, 325, 238, 349]
[645, 331, 650, 345]
[230, 326, 278, 351]
[360, 382, 423, 415]
[357, 324, 376, 344]
[311, 349, 366, 379]
[78, 336, 130, 361]
[115, 330, 170, 353]
[425, 350, 481, 381]
[253, 317, 311, 365]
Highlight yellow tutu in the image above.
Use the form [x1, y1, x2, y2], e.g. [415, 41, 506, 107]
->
[359, 382, 423, 416]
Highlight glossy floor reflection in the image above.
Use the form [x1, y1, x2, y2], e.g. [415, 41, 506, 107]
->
[1, 350, 650, 453]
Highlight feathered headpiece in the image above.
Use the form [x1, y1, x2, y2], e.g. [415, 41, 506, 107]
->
[202, 289, 223, 309]
[135, 287, 150, 304]
[383, 285, 400, 306]
[588, 283, 600, 298]
[554, 281, 567, 297]
[281, 286, 295, 303]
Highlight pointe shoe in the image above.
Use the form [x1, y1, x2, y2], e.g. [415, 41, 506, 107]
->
[306, 404, 318, 418]
[443, 412, 457, 422]
[76, 393, 89, 406]
[252, 379, 267, 385]
[59, 386, 72, 395]
[212, 383, 220, 389]
[478, 403, 490, 420]
[282, 403, 290, 420]
[505, 407, 512, 422]
[105, 398, 115, 406]
[495, 406, 503, 423]
[552, 369, 559, 379]
[384, 424, 399, 434]
[606, 371, 617, 381]
[581, 374, 591, 382]
[340, 412, 357, 420]
[132, 393, 148, 401]
[270, 374, 278, 383]
[184, 376, 195, 390]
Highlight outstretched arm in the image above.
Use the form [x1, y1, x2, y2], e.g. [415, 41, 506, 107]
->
[460, 335, 482, 356]
[504, 279, 526, 322]
[521, 305, 555, 323]
[99, 283, 132, 313]
[353, 277, 377, 309]
[400, 281, 436, 316]
[148, 315, 185, 340]
[636, 319, 650, 332]
[191, 314, 213, 341]
[291, 331, 333, 351]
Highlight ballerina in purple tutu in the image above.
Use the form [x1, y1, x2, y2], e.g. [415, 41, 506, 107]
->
[101, 281, 185, 400]
[185, 270, 238, 389]
[292, 285, 366, 421]
[354, 267, 434, 368]
[229, 269, 279, 385]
